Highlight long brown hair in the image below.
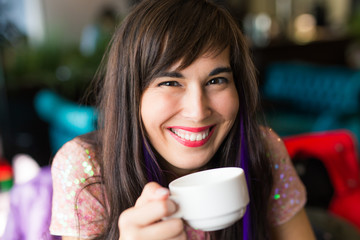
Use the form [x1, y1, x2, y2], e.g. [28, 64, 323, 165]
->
[92, 0, 273, 239]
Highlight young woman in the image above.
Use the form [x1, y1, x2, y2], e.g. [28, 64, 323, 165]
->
[50, 0, 316, 239]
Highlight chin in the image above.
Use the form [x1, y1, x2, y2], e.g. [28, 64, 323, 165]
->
[170, 160, 211, 175]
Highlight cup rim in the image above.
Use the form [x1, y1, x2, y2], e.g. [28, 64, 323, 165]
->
[169, 167, 244, 189]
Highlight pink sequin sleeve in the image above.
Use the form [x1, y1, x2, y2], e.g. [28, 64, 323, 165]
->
[50, 138, 106, 238]
[265, 129, 307, 226]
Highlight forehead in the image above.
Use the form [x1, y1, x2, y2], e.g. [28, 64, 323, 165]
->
[168, 47, 231, 72]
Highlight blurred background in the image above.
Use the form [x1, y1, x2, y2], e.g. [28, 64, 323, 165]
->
[1, 0, 360, 239]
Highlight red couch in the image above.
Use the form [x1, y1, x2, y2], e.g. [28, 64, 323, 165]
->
[283, 130, 360, 230]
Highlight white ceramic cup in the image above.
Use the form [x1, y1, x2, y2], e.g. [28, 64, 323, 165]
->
[168, 167, 249, 231]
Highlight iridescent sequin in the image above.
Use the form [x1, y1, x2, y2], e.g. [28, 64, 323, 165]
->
[267, 128, 306, 226]
[50, 138, 105, 238]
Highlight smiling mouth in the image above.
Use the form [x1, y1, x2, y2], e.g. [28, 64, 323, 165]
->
[170, 128, 209, 141]
[168, 125, 215, 147]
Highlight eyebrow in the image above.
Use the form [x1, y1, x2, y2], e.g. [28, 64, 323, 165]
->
[158, 71, 184, 78]
[209, 67, 232, 76]
[157, 67, 232, 78]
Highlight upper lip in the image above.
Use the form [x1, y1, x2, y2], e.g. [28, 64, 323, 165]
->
[168, 125, 215, 132]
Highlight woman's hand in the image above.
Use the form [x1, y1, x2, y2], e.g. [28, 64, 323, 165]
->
[118, 182, 187, 240]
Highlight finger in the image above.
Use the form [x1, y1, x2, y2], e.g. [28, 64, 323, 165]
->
[135, 182, 170, 207]
[120, 199, 177, 228]
[136, 199, 178, 225]
[168, 230, 187, 240]
[138, 218, 185, 240]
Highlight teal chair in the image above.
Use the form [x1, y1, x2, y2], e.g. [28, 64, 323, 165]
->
[262, 62, 360, 143]
[34, 90, 97, 153]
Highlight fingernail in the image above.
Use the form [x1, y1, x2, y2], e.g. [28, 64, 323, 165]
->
[155, 188, 169, 197]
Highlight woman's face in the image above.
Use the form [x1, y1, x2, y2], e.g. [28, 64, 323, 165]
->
[141, 48, 239, 176]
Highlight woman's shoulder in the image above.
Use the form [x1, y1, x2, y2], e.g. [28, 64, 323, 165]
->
[50, 132, 105, 238]
[51, 131, 100, 177]
[260, 126, 288, 158]
[260, 127, 307, 226]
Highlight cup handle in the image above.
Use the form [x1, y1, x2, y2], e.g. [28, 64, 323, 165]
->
[164, 195, 183, 219]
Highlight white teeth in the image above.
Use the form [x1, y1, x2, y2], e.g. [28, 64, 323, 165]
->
[171, 128, 210, 141]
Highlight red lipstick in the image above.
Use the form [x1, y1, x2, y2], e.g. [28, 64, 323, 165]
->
[168, 125, 215, 147]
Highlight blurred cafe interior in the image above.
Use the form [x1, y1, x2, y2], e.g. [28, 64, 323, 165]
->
[1, 0, 360, 239]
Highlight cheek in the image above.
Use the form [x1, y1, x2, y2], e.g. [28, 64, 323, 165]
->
[213, 90, 239, 121]
[140, 91, 178, 129]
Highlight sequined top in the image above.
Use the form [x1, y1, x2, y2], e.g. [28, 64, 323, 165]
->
[50, 128, 306, 239]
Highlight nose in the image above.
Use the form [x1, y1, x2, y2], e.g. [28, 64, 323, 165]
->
[181, 86, 211, 121]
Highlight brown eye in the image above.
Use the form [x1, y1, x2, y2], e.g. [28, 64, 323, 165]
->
[158, 81, 181, 87]
[206, 77, 228, 86]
